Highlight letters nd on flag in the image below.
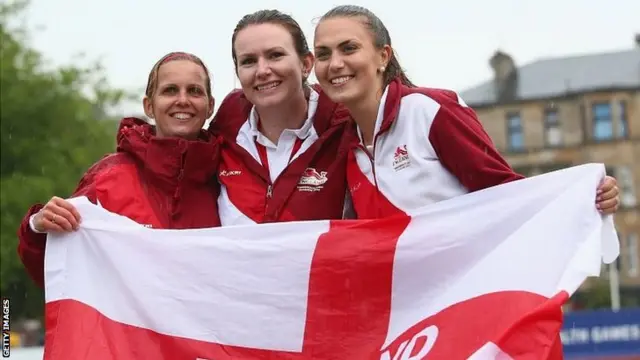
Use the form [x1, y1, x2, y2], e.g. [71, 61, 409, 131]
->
[43, 163, 619, 360]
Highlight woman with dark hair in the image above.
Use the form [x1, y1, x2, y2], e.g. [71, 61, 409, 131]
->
[312, 5, 620, 219]
[210, 10, 355, 225]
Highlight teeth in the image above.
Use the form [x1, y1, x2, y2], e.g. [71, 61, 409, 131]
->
[331, 76, 352, 85]
[257, 82, 280, 91]
[172, 113, 193, 120]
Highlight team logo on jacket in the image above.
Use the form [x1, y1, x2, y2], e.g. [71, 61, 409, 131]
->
[298, 168, 328, 192]
[219, 169, 242, 177]
[393, 145, 410, 171]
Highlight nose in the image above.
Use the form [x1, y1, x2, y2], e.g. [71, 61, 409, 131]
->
[256, 58, 272, 78]
[328, 54, 345, 72]
[176, 90, 189, 105]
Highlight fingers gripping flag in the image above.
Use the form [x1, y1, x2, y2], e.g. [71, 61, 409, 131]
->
[43, 164, 619, 360]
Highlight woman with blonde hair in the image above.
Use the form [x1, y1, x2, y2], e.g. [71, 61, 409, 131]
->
[17, 52, 222, 287]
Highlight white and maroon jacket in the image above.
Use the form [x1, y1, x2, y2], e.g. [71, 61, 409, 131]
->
[348, 78, 524, 219]
[209, 86, 354, 225]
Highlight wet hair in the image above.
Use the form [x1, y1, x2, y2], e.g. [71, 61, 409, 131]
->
[145, 52, 213, 99]
[319, 5, 415, 87]
[231, 9, 311, 83]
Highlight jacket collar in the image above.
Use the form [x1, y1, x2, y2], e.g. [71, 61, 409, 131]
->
[377, 77, 404, 137]
[356, 85, 390, 145]
[116, 117, 219, 190]
[210, 86, 351, 139]
[247, 88, 319, 144]
[349, 77, 404, 147]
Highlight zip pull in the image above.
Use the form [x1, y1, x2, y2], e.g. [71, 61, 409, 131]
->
[264, 184, 274, 219]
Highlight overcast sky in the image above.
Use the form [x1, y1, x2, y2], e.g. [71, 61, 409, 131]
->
[23, 0, 640, 116]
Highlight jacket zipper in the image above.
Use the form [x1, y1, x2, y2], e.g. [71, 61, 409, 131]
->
[263, 141, 301, 217]
[358, 131, 384, 189]
[170, 150, 187, 227]
[261, 125, 338, 219]
[264, 181, 273, 219]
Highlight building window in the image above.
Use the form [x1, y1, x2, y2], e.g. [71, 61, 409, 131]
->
[627, 234, 638, 277]
[544, 108, 562, 146]
[616, 166, 637, 207]
[592, 102, 613, 141]
[506, 112, 523, 150]
[616, 100, 628, 138]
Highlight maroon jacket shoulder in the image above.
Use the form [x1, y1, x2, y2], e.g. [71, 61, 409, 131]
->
[214, 86, 355, 224]
[390, 79, 524, 191]
[207, 89, 251, 139]
[18, 117, 222, 289]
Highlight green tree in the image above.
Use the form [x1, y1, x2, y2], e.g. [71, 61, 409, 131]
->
[576, 279, 613, 310]
[570, 276, 638, 310]
[0, 0, 130, 320]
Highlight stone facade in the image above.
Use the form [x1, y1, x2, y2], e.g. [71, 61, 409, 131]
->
[472, 90, 640, 289]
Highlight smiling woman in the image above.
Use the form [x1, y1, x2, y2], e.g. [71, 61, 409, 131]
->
[208, 9, 355, 226]
[311, 5, 621, 221]
[143, 52, 214, 139]
[17, 51, 223, 288]
[231, 20, 311, 136]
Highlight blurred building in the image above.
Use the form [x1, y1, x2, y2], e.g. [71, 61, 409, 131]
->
[460, 35, 640, 302]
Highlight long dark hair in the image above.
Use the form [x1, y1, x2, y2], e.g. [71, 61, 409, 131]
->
[319, 5, 415, 88]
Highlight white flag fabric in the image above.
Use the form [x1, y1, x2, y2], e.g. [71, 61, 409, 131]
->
[43, 163, 619, 360]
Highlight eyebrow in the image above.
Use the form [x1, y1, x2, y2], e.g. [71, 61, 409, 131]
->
[237, 46, 287, 58]
[158, 82, 204, 88]
[315, 39, 357, 50]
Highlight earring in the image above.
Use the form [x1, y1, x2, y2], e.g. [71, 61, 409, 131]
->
[379, 66, 386, 73]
